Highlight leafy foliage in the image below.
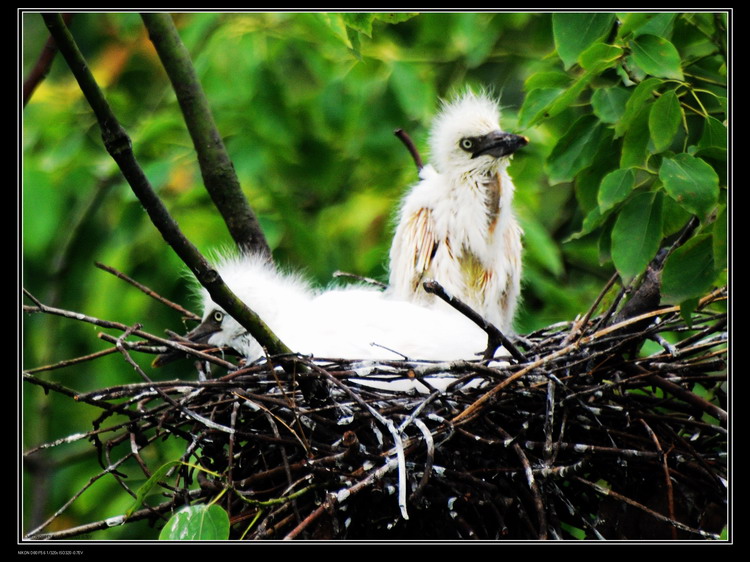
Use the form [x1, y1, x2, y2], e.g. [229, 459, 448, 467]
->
[523, 12, 727, 302]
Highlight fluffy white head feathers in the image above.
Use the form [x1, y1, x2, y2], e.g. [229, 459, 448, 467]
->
[430, 91, 511, 175]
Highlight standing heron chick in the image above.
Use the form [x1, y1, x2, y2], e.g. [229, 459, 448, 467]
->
[389, 91, 528, 333]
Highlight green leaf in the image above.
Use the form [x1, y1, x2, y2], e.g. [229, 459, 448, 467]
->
[662, 234, 717, 304]
[546, 73, 596, 118]
[341, 13, 376, 36]
[159, 504, 231, 540]
[614, 77, 661, 138]
[697, 115, 727, 160]
[518, 87, 565, 128]
[598, 168, 635, 212]
[317, 13, 353, 49]
[569, 205, 609, 241]
[546, 116, 607, 184]
[661, 195, 693, 237]
[126, 460, 223, 519]
[126, 460, 182, 519]
[631, 13, 677, 38]
[372, 13, 419, 25]
[616, 13, 654, 37]
[620, 104, 651, 168]
[659, 153, 719, 218]
[578, 42, 623, 72]
[629, 35, 684, 80]
[648, 90, 682, 153]
[553, 13, 616, 69]
[611, 191, 664, 280]
[591, 86, 630, 123]
[524, 70, 571, 91]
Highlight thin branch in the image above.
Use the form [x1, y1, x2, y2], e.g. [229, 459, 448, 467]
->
[26, 489, 205, 540]
[95, 261, 200, 320]
[563, 272, 618, 345]
[573, 476, 720, 539]
[639, 419, 677, 540]
[23, 346, 120, 374]
[394, 128, 424, 171]
[645, 371, 727, 425]
[40, 13, 292, 361]
[22, 13, 74, 106]
[140, 13, 271, 258]
[23, 288, 235, 369]
[422, 279, 526, 362]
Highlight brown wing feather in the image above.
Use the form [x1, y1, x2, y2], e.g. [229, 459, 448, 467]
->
[407, 207, 439, 291]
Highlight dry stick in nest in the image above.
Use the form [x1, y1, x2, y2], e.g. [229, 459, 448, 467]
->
[422, 279, 527, 362]
[22, 289, 236, 371]
[450, 289, 726, 427]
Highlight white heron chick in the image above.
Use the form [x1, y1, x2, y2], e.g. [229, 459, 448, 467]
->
[389, 91, 528, 333]
[155, 253, 487, 366]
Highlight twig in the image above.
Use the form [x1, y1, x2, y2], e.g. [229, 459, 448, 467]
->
[573, 476, 720, 539]
[303, 360, 410, 520]
[23, 289, 236, 369]
[25, 489, 205, 540]
[394, 128, 423, 171]
[493, 423, 548, 539]
[22, 13, 74, 106]
[562, 272, 618, 345]
[422, 279, 526, 363]
[283, 455, 403, 540]
[95, 261, 200, 320]
[639, 419, 677, 540]
[112, 326, 237, 435]
[645, 371, 727, 424]
[23, 347, 120, 374]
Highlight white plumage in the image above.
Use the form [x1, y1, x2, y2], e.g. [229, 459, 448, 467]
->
[389, 91, 528, 333]
[173, 253, 487, 365]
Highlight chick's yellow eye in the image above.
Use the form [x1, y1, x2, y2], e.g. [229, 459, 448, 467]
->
[460, 138, 474, 151]
[212, 311, 224, 323]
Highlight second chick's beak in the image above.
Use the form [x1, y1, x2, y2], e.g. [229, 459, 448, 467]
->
[152, 311, 224, 368]
[471, 131, 529, 159]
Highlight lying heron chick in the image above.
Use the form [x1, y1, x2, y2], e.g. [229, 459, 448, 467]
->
[389, 90, 528, 333]
[154, 253, 488, 368]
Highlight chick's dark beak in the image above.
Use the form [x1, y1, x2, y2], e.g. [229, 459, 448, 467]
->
[472, 131, 529, 159]
[151, 316, 222, 368]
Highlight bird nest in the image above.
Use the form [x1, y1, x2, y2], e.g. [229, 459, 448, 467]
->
[46, 284, 727, 541]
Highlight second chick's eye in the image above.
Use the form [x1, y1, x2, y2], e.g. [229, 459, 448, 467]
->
[459, 137, 475, 152]
[212, 311, 224, 323]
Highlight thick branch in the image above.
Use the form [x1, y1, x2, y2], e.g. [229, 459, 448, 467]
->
[41, 13, 290, 360]
[140, 13, 271, 258]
